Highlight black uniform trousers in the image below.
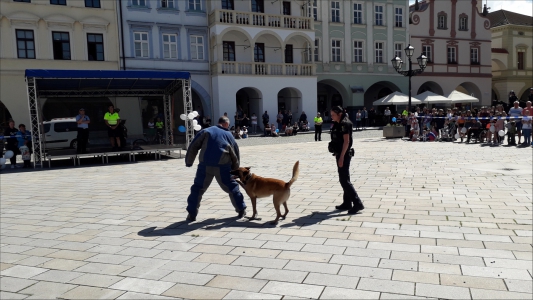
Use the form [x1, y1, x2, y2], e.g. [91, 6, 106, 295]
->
[336, 153, 364, 208]
[315, 126, 322, 141]
[77, 128, 89, 154]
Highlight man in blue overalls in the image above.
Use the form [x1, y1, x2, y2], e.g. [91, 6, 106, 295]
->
[185, 116, 246, 221]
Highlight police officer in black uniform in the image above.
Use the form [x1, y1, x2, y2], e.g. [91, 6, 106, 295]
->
[329, 106, 364, 214]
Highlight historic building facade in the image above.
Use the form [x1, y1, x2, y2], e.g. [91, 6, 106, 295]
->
[0, 0, 120, 127]
[409, 0, 492, 106]
[208, 0, 317, 123]
[487, 10, 533, 103]
[312, 0, 410, 113]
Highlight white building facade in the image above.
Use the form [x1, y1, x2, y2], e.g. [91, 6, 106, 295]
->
[409, 0, 492, 106]
[118, 0, 211, 134]
[0, 0, 120, 127]
[208, 0, 317, 124]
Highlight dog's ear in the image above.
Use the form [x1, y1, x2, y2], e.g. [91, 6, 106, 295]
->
[245, 167, 251, 170]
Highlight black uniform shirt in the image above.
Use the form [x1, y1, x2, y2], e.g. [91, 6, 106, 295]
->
[3, 127, 18, 147]
[331, 118, 353, 151]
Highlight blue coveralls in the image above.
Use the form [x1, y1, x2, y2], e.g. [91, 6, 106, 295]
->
[185, 125, 246, 218]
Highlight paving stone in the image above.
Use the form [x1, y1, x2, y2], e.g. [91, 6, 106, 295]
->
[344, 247, 391, 259]
[415, 283, 470, 299]
[357, 277, 415, 295]
[160, 271, 215, 285]
[85, 253, 133, 264]
[432, 253, 485, 266]
[200, 263, 260, 278]
[193, 253, 239, 264]
[74, 262, 133, 276]
[461, 265, 532, 280]
[121, 256, 169, 268]
[319, 286, 380, 299]
[392, 270, 440, 284]
[379, 292, 435, 299]
[276, 250, 332, 263]
[378, 259, 418, 271]
[70, 273, 124, 288]
[418, 262, 462, 275]
[19, 281, 77, 299]
[30, 269, 84, 283]
[260, 281, 324, 299]
[110, 277, 175, 295]
[284, 260, 341, 274]
[504, 279, 533, 293]
[483, 257, 533, 270]
[338, 265, 392, 280]
[16, 256, 53, 267]
[390, 251, 433, 263]
[0, 276, 37, 293]
[40, 258, 87, 271]
[189, 244, 234, 254]
[119, 266, 173, 281]
[206, 275, 268, 293]
[303, 273, 359, 289]
[223, 290, 281, 299]
[261, 241, 304, 251]
[254, 268, 308, 283]
[367, 242, 420, 253]
[470, 288, 533, 299]
[0, 265, 48, 279]
[159, 260, 208, 273]
[329, 254, 380, 267]
[459, 247, 517, 259]
[58, 286, 126, 299]
[0, 291, 29, 299]
[116, 292, 178, 299]
[162, 283, 230, 299]
[232, 256, 289, 269]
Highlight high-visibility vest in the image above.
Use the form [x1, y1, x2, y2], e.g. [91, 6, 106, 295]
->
[104, 112, 120, 125]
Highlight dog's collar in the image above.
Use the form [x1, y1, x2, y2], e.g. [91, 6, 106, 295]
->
[243, 173, 253, 185]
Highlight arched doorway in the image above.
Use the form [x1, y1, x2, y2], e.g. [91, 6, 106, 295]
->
[277, 87, 303, 120]
[236, 87, 262, 121]
[455, 82, 482, 99]
[42, 97, 113, 131]
[0, 101, 13, 127]
[417, 81, 444, 95]
[317, 79, 346, 121]
[364, 81, 401, 110]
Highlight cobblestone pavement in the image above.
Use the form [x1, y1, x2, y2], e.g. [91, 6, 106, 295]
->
[1, 134, 532, 299]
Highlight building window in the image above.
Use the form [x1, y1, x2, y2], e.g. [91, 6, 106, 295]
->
[308, 0, 318, 21]
[314, 39, 320, 62]
[52, 31, 71, 60]
[470, 48, 479, 65]
[252, 0, 264, 13]
[190, 35, 204, 60]
[189, 0, 201, 11]
[161, 0, 174, 9]
[254, 43, 265, 62]
[331, 1, 340, 22]
[459, 16, 468, 31]
[223, 41, 235, 61]
[353, 3, 362, 24]
[517, 51, 524, 70]
[438, 14, 447, 29]
[422, 45, 432, 63]
[134, 32, 149, 58]
[87, 33, 104, 61]
[285, 44, 293, 63]
[50, 0, 66, 5]
[395, 43, 403, 59]
[222, 0, 234, 10]
[132, 0, 146, 7]
[375, 6, 384, 26]
[162, 34, 177, 59]
[447, 47, 456, 64]
[354, 41, 363, 63]
[375, 42, 383, 63]
[85, 0, 100, 7]
[16, 29, 35, 59]
[395, 7, 403, 27]
[331, 39, 341, 62]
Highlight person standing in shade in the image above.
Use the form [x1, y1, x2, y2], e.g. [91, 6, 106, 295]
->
[384, 107, 392, 124]
[104, 104, 121, 150]
[251, 113, 258, 134]
[75, 108, 90, 154]
[185, 116, 247, 221]
[262, 111, 269, 135]
[3, 120, 19, 168]
[328, 106, 364, 214]
[314, 112, 323, 141]
[16, 124, 32, 168]
[362, 107, 368, 130]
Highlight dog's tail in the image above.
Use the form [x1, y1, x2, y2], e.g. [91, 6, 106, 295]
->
[286, 161, 299, 188]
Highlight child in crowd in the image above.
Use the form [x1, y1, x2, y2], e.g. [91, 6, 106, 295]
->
[271, 124, 279, 137]
[506, 121, 517, 145]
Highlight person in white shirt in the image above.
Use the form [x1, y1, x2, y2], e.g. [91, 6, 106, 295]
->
[384, 107, 391, 124]
[251, 113, 258, 133]
[521, 109, 532, 146]
[508, 101, 523, 144]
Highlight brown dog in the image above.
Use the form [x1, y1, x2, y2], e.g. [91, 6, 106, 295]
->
[231, 161, 299, 225]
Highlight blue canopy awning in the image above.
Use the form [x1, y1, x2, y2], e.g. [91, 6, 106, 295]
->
[25, 69, 190, 97]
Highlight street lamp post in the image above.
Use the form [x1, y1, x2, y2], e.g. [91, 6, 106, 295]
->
[391, 44, 428, 112]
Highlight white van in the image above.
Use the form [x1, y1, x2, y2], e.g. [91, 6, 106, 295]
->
[43, 118, 79, 149]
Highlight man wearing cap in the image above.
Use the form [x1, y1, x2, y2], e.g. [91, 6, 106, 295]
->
[76, 108, 90, 154]
[314, 112, 323, 141]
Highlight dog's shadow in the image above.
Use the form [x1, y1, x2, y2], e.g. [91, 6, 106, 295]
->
[137, 210, 348, 237]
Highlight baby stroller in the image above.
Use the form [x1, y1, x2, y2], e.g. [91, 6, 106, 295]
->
[439, 122, 455, 142]
[300, 120, 310, 132]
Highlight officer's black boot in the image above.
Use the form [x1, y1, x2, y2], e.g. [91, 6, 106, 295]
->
[335, 193, 352, 210]
[348, 193, 364, 214]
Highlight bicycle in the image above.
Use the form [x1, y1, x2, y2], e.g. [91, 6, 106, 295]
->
[132, 130, 166, 149]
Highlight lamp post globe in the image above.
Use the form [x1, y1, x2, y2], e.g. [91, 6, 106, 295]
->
[391, 56, 403, 71]
[404, 44, 415, 58]
[417, 54, 428, 70]
[391, 45, 425, 114]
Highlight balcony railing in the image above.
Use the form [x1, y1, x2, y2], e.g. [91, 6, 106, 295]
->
[212, 62, 316, 76]
[209, 9, 313, 30]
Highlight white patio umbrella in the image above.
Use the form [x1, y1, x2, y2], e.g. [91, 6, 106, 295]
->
[415, 91, 451, 104]
[446, 90, 479, 103]
[373, 91, 422, 106]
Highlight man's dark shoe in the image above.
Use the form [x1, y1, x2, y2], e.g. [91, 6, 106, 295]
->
[347, 204, 364, 215]
[335, 203, 352, 210]
[186, 214, 196, 222]
[237, 209, 247, 219]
